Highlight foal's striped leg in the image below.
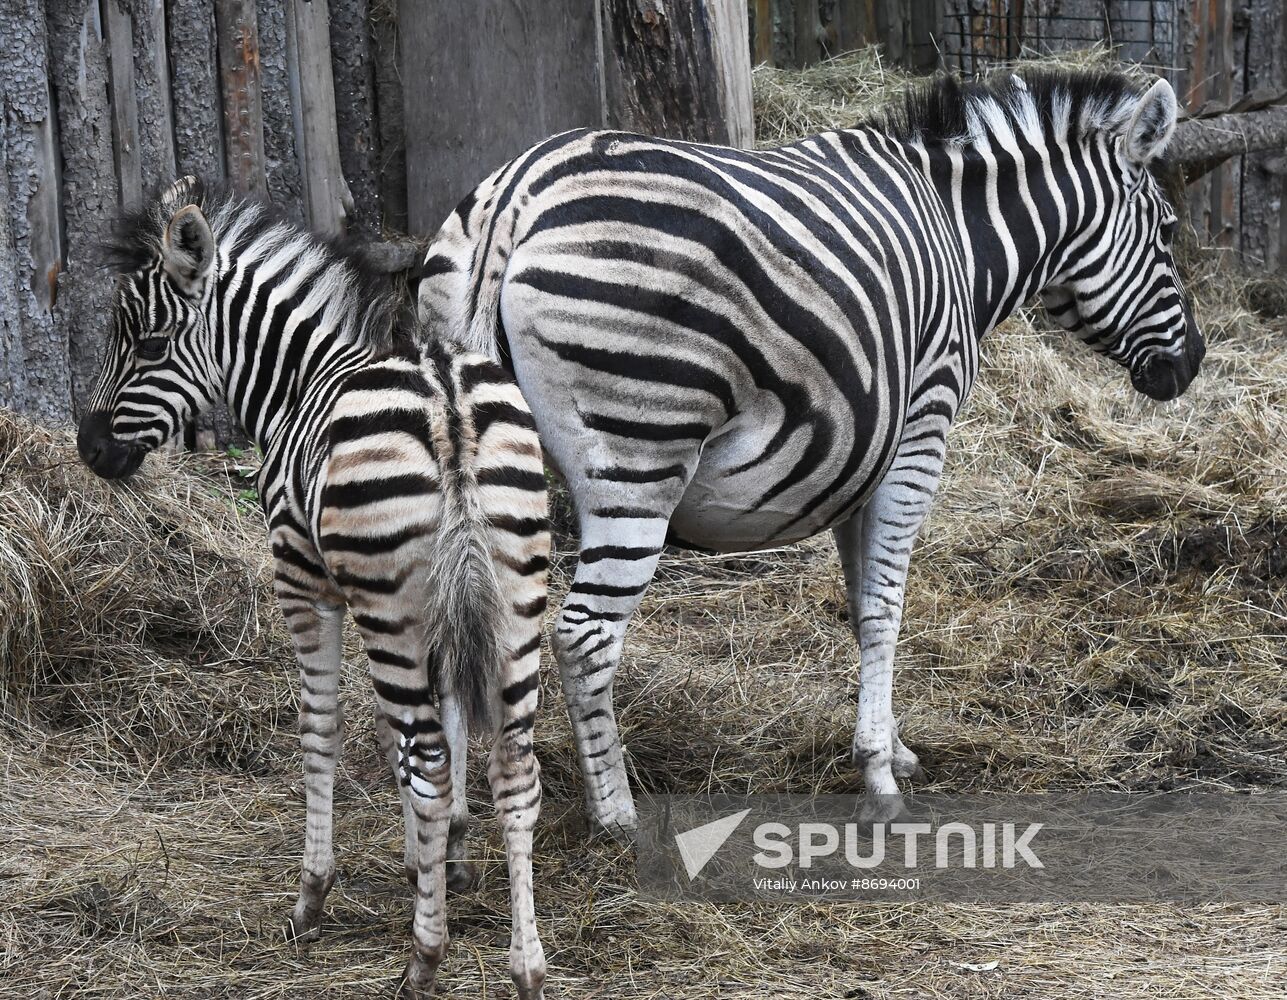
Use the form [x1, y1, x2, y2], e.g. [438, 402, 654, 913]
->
[273, 554, 346, 941]
[486, 502, 550, 999]
[374, 705, 421, 888]
[350, 604, 453, 998]
[439, 690, 477, 891]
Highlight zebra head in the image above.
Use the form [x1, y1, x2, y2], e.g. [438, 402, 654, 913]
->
[79, 177, 220, 479]
[1038, 79, 1205, 402]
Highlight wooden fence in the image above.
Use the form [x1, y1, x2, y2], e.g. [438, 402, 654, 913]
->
[0, 0, 758, 429]
[0, 0, 1280, 432]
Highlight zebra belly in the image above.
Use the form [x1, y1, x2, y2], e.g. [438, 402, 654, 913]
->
[667, 410, 881, 552]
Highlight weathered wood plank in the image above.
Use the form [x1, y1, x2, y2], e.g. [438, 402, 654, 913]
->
[286, 0, 349, 236]
[1206, 0, 1236, 247]
[214, 0, 268, 194]
[836, 0, 875, 52]
[752, 0, 773, 64]
[103, 0, 143, 210]
[1235, 0, 1284, 269]
[254, 0, 302, 214]
[709, 0, 754, 148]
[793, 0, 820, 66]
[907, 0, 940, 72]
[401, 0, 600, 235]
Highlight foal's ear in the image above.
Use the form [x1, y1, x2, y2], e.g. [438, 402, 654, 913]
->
[1124, 78, 1178, 164]
[161, 203, 215, 297]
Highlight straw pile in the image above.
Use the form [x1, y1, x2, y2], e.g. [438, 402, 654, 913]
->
[2, 50, 1284, 1000]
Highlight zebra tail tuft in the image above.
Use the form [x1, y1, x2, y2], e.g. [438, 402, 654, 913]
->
[425, 466, 506, 733]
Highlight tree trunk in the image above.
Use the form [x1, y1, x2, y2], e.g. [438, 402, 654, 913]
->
[0, 0, 70, 426]
[215, 0, 269, 195]
[168, 0, 226, 184]
[328, 0, 381, 236]
[370, 1, 407, 233]
[47, 0, 119, 417]
[127, 0, 178, 193]
[256, 0, 305, 220]
[601, 0, 754, 147]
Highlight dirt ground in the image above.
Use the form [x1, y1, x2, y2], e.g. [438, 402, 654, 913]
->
[2, 52, 1285, 1000]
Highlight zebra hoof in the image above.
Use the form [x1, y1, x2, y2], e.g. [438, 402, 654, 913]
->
[398, 949, 442, 1000]
[858, 791, 908, 826]
[588, 813, 638, 845]
[514, 971, 546, 1000]
[283, 913, 322, 944]
[446, 859, 480, 893]
[891, 750, 923, 780]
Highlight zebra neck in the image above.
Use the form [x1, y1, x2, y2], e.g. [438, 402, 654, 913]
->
[215, 264, 375, 456]
[922, 139, 1082, 340]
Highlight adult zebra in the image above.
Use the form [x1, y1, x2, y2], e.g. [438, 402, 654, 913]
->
[77, 178, 550, 999]
[417, 70, 1205, 834]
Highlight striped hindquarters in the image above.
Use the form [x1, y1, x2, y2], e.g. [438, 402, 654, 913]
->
[315, 341, 549, 732]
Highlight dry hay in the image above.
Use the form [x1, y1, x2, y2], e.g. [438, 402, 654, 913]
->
[3, 48, 1286, 1000]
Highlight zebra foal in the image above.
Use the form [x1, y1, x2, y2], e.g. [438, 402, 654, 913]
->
[76, 178, 550, 999]
[418, 70, 1206, 833]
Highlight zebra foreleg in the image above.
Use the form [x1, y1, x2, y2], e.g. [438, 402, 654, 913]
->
[278, 595, 346, 942]
[834, 466, 937, 824]
[554, 513, 668, 840]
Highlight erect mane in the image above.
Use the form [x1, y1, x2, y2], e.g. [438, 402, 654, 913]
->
[880, 68, 1148, 147]
[99, 178, 402, 352]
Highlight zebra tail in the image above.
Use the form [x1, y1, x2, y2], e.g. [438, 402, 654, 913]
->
[463, 195, 519, 362]
[425, 465, 506, 733]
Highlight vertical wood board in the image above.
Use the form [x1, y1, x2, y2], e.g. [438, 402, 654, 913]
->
[400, 0, 601, 235]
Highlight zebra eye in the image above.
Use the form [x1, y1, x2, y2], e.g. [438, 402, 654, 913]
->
[1160, 220, 1177, 246]
[136, 336, 169, 361]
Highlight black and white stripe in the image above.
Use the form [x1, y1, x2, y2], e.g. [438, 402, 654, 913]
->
[417, 70, 1204, 832]
[78, 178, 550, 1000]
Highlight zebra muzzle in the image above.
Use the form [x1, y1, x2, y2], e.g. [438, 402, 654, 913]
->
[76, 411, 147, 480]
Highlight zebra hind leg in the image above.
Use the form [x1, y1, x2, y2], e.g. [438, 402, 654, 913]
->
[487, 563, 547, 1000]
[554, 511, 668, 840]
[347, 589, 454, 997]
[374, 706, 421, 890]
[440, 689, 479, 892]
[276, 592, 346, 943]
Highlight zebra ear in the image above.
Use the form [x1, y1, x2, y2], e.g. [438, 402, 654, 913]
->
[1124, 79, 1177, 164]
[161, 204, 215, 297]
[159, 175, 203, 214]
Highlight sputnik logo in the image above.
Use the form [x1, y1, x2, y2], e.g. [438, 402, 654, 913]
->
[674, 808, 751, 879]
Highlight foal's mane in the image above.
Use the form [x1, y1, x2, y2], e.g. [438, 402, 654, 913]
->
[99, 179, 403, 352]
